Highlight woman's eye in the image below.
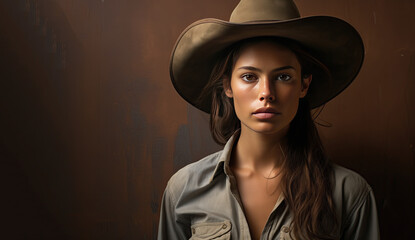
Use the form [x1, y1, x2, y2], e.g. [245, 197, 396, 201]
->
[276, 74, 291, 81]
[241, 73, 257, 82]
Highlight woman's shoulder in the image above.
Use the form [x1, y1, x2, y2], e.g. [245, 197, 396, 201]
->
[332, 164, 372, 195]
[331, 164, 376, 222]
[165, 150, 224, 197]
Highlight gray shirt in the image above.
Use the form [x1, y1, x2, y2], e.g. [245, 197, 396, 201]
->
[158, 133, 380, 240]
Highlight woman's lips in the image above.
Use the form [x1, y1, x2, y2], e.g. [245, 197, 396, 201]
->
[253, 112, 279, 119]
[252, 107, 280, 119]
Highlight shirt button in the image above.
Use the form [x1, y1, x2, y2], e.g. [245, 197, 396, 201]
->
[222, 223, 227, 229]
[282, 226, 289, 233]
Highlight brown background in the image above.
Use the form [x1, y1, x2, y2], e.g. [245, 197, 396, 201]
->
[0, 0, 414, 239]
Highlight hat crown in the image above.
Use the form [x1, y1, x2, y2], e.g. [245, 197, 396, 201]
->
[230, 0, 300, 23]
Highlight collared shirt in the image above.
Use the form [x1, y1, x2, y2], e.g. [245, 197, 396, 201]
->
[158, 133, 380, 240]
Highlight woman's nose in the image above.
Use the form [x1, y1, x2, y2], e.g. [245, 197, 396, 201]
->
[259, 77, 275, 102]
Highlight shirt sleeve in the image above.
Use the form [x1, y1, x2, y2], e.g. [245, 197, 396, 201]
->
[341, 186, 380, 240]
[157, 181, 190, 240]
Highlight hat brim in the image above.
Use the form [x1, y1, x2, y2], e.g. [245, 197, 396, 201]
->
[170, 16, 364, 113]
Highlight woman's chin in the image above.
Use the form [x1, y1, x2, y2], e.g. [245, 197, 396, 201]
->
[242, 122, 289, 136]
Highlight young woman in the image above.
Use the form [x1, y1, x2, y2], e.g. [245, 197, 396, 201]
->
[158, 0, 379, 239]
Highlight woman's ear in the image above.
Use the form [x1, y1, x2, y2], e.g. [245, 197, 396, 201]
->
[300, 74, 312, 98]
[223, 79, 233, 98]
[225, 88, 233, 98]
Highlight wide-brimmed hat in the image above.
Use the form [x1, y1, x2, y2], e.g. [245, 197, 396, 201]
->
[170, 0, 364, 112]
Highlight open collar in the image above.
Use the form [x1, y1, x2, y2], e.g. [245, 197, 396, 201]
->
[209, 130, 240, 183]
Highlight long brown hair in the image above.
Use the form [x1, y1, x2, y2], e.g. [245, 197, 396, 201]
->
[199, 37, 338, 239]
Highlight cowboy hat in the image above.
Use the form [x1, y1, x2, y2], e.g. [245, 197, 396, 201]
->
[170, 0, 364, 112]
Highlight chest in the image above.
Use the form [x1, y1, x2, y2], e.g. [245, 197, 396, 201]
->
[178, 173, 295, 239]
[234, 175, 282, 239]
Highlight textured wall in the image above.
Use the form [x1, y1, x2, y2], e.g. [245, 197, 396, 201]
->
[0, 0, 413, 239]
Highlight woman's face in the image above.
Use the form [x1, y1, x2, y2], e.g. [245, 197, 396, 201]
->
[225, 40, 311, 136]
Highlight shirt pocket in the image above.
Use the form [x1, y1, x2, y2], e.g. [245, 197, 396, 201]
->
[190, 220, 231, 240]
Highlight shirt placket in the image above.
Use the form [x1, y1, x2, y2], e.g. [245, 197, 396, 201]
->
[260, 195, 286, 239]
[225, 166, 252, 239]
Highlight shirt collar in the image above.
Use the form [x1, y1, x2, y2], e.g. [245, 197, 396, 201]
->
[209, 130, 240, 183]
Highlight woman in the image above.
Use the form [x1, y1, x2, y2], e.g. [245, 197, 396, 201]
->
[159, 0, 379, 239]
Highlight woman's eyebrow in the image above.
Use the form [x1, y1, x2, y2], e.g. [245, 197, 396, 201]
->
[236, 65, 295, 72]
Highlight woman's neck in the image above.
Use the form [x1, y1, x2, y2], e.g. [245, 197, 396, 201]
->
[232, 125, 288, 172]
